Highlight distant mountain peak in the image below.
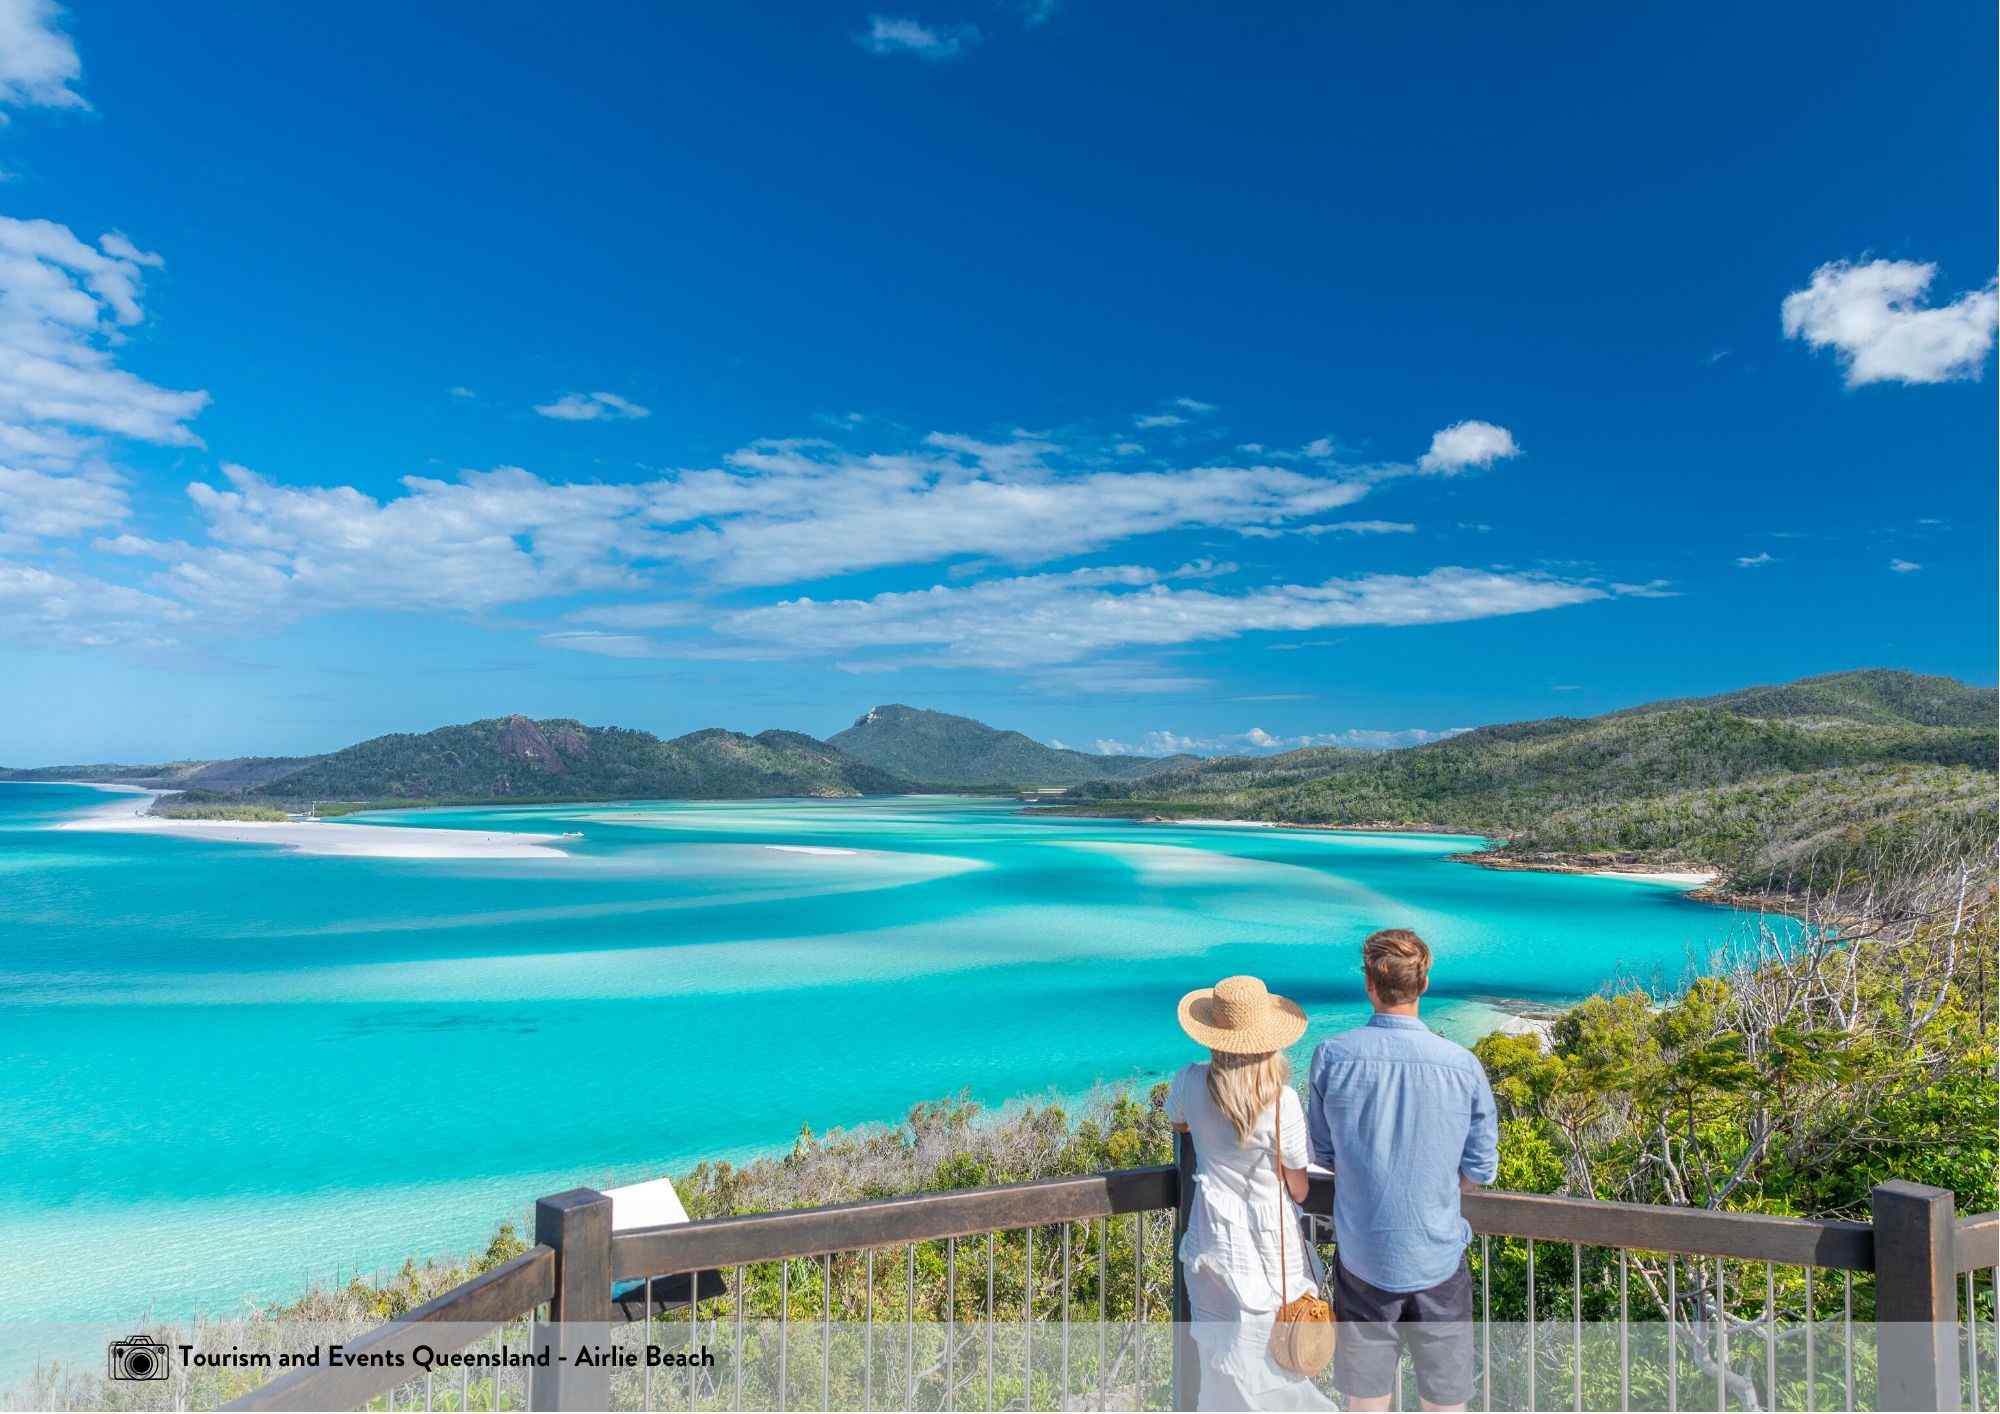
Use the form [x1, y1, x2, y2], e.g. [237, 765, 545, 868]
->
[830, 704, 1196, 787]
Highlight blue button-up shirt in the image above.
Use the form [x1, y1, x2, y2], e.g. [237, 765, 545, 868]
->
[1307, 1013, 1499, 1293]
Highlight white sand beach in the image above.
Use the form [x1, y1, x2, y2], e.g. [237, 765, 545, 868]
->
[52, 790, 569, 859]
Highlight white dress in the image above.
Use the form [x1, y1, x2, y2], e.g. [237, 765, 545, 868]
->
[1167, 1064, 1335, 1412]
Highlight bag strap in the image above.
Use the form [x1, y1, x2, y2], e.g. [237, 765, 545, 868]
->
[1270, 1099, 1286, 1302]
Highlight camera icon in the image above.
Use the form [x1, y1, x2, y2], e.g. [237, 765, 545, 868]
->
[107, 1335, 169, 1381]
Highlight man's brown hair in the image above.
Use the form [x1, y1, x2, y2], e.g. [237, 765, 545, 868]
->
[1363, 928, 1431, 1005]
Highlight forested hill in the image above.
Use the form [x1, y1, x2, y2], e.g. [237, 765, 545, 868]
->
[241, 716, 910, 803]
[1065, 670, 1997, 885]
[1607, 668, 1995, 728]
[0, 756, 322, 792]
[829, 704, 1197, 786]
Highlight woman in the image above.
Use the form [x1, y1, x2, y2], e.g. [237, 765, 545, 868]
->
[1169, 974, 1335, 1412]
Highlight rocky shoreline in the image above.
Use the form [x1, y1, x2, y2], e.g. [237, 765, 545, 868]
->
[1446, 848, 1715, 885]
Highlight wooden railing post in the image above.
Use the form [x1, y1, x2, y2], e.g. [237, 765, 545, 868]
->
[1171, 1131, 1198, 1412]
[1872, 1181, 1959, 1412]
[532, 1187, 615, 1412]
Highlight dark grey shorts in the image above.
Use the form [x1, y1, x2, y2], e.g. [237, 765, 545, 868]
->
[1332, 1256, 1475, 1406]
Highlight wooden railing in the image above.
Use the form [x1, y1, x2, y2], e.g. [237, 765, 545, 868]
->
[227, 1142, 1997, 1413]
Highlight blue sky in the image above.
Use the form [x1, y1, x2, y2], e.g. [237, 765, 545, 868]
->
[0, 0, 1993, 763]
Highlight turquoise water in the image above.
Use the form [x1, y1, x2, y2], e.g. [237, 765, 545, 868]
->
[1, 784, 1770, 1336]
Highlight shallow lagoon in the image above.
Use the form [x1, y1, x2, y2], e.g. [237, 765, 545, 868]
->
[0, 785, 1778, 1332]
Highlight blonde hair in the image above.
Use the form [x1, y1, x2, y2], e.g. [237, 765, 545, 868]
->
[1205, 1047, 1291, 1144]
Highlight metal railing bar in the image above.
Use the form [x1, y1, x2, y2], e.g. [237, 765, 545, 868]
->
[1617, 1246, 1629, 1413]
[986, 1232, 996, 1414]
[946, 1237, 956, 1413]
[1804, 1265, 1814, 1414]
[904, 1243, 915, 1413]
[1480, 1234, 1491, 1414]
[1061, 1221, 1071, 1405]
[1715, 1260, 1726, 1414]
[1133, 1213, 1144, 1410]
[1527, 1239, 1536, 1414]
[823, 1253, 833, 1413]
[865, 1249, 874, 1412]
[1763, 1262, 1775, 1413]
[1025, 1226, 1035, 1411]
[1097, 1218, 1107, 1413]
[732, 1264, 745, 1412]
[1667, 1256, 1677, 1414]
[1572, 1241, 1582, 1413]
[1842, 1269, 1853, 1411]
[1968, 1265, 1981, 1411]
[779, 1259, 790, 1414]
[643, 1279, 653, 1414]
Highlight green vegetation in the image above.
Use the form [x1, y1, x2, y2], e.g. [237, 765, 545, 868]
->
[1615, 667, 1998, 728]
[0, 755, 317, 791]
[1065, 670, 1997, 892]
[246, 716, 910, 805]
[829, 703, 1196, 787]
[148, 794, 289, 822]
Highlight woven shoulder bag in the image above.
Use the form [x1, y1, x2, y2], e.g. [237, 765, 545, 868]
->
[1267, 1104, 1335, 1377]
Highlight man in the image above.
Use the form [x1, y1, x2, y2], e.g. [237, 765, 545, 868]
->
[1307, 928, 1498, 1413]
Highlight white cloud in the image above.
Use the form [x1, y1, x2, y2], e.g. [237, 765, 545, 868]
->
[1134, 412, 1184, 429]
[0, 210, 1552, 671]
[0, 558, 189, 648]
[1889, 558, 1922, 573]
[1238, 520, 1414, 539]
[0, 0, 86, 114]
[1112, 441, 1143, 456]
[715, 563, 1609, 669]
[0, 216, 208, 560]
[1782, 259, 1998, 387]
[35, 408, 1563, 651]
[538, 630, 668, 659]
[1608, 578, 1677, 598]
[1735, 552, 1775, 569]
[858, 15, 978, 58]
[1021, 0, 1058, 25]
[534, 390, 651, 421]
[564, 600, 694, 629]
[1093, 723, 1469, 757]
[60, 428, 1418, 635]
[449, 386, 476, 399]
[0, 462, 125, 549]
[0, 217, 210, 449]
[1301, 437, 1335, 459]
[649, 437, 1374, 585]
[1173, 397, 1216, 413]
[1417, 420, 1520, 474]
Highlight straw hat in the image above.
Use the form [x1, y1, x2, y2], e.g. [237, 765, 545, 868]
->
[1177, 975, 1308, 1054]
